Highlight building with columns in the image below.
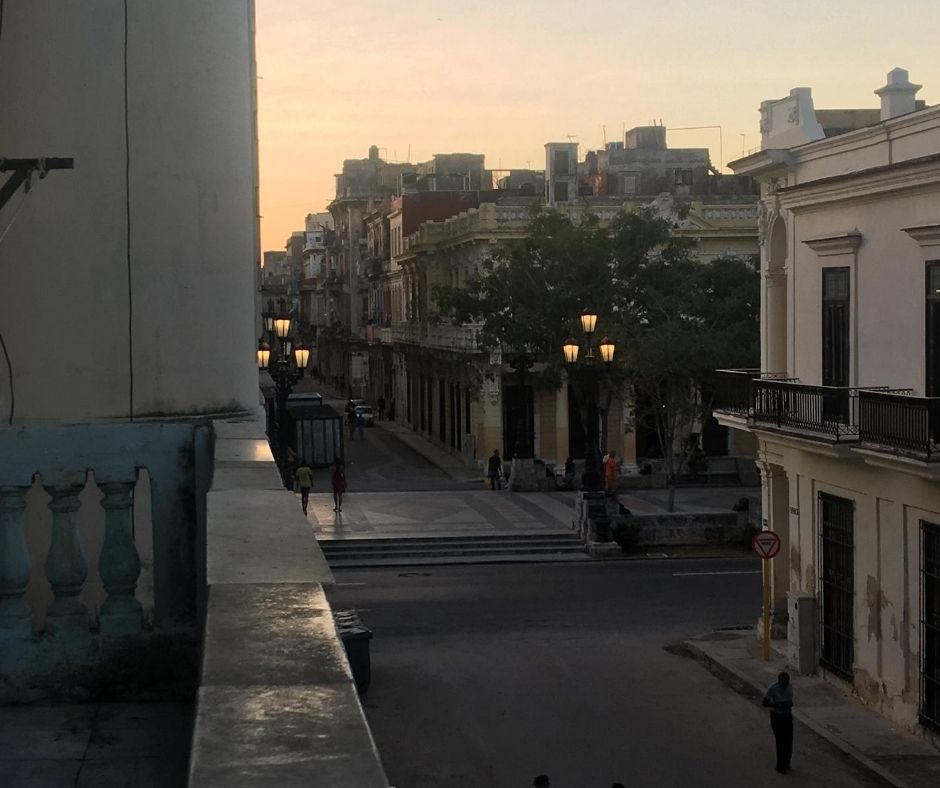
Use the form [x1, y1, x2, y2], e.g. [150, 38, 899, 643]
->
[717, 68, 940, 741]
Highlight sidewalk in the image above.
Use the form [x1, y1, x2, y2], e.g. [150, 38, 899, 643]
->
[686, 629, 940, 788]
[373, 418, 482, 484]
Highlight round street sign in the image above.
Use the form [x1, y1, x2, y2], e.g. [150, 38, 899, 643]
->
[752, 529, 781, 560]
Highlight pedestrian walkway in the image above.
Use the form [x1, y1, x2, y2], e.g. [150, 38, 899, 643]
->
[686, 629, 940, 788]
[308, 489, 575, 541]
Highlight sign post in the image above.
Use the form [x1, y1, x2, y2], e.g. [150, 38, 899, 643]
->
[752, 529, 782, 661]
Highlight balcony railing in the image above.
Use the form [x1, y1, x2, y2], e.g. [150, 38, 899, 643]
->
[753, 380, 862, 439]
[712, 369, 791, 416]
[752, 381, 903, 442]
[859, 390, 940, 460]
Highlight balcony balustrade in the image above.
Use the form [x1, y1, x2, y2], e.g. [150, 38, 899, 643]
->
[712, 369, 793, 416]
[0, 422, 211, 701]
[858, 390, 940, 460]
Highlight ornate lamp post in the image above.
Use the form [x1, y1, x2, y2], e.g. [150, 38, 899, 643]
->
[563, 309, 616, 546]
[257, 312, 310, 474]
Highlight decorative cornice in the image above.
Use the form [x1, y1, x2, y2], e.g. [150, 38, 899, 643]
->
[803, 230, 862, 256]
[901, 223, 940, 249]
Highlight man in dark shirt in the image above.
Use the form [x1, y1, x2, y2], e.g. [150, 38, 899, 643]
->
[763, 671, 794, 773]
[487, 449, 503, 491]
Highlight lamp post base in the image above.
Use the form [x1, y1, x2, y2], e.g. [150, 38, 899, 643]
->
[585, 540, 622, 558]
[508, 457, 540, 492]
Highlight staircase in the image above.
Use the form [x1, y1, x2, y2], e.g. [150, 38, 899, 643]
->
[319, 531, 587, 568]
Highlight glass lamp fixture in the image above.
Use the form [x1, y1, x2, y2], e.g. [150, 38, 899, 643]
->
[580, 308, 598, 335]
[257, 341, 271, 370]
[273, 314, 292, 340]
[599, 337, 616, 363]
[263, 312, 275, 334]
[282, 338, 294, 359]
[562, 337, 580, 364]
[293, 343, 310, 370]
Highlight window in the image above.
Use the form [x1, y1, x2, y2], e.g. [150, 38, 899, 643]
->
[622, 173, 639, 195]
[553, 149, 570, 175]
[923, 520, 940, 730]
[553, 181, 569, 203]
[926, 263, 940, 396]
[674, 169, 693, 186]
[820, 494, 855, 679]
[822, 268, 850, 389]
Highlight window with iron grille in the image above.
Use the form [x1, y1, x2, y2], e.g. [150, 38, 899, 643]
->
[922, 521, 940, 731]
[822, 268, 850, 389]
[820, 493, 854, 679]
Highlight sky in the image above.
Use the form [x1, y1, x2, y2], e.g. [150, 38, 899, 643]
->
[255, 0, 940, 252]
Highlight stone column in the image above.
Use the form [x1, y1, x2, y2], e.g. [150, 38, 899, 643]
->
[0, 486, 33, 639]
[43, 484, 89, 634]
[98, 481, 143, 635]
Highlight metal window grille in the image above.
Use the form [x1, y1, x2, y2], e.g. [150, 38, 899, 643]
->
[922, 521, 940, 730]
[819, 494, 855, 679]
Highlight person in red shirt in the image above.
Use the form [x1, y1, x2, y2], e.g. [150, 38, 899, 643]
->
[604, 450, 618, 493]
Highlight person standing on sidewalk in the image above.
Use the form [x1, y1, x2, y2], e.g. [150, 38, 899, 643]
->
[331, 459, 347, 512]
[488, 449, 503, 491]
[763, 671, 794, 773]
[604, 450, 619, 493]
[295, 461, 313, 516]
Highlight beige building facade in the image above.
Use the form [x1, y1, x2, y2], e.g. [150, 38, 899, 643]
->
[720, 69, 940, 741]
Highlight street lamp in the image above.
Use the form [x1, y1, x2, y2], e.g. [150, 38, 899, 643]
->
[562, 311, 615, 511]
[257, 315, 310, 485]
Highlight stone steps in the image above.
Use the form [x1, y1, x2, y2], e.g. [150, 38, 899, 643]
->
[319, 532, 586, 566]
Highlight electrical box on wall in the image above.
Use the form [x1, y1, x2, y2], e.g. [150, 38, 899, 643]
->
[787, 592, 817, 674]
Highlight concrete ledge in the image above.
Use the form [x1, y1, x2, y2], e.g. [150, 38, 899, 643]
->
[190, 415, 389, 787]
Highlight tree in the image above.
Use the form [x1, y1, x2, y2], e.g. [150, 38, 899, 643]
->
[433, 207, 759, 505]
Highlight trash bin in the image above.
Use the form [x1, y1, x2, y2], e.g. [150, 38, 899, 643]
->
[333, 609, 372, 694]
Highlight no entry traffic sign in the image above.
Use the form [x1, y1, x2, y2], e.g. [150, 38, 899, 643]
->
[752, 530, 781, 559]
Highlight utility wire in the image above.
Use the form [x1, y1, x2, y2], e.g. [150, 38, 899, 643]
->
[0, 187, 30, 424]
[124, 0, 134, 421]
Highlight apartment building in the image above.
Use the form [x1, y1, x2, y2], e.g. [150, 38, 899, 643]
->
[717, 69, 940, 740]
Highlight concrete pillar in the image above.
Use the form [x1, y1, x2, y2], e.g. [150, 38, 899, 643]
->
[758, 461, 790, 637]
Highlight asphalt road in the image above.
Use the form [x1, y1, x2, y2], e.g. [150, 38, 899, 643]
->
[328, 558, 886, 788]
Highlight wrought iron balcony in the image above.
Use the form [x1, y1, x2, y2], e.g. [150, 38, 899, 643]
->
[752, 380, 862, 440]
[858, 390, 940, 460]
[712, 369, 792, 416]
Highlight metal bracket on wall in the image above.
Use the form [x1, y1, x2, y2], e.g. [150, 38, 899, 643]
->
[0, 157, 74, 212]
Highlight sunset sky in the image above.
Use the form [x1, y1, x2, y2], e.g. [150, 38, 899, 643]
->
[254, 0, 940, 252]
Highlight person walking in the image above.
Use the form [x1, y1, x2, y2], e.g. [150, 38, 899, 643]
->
[331, 459, 347, 512]
[763, 671, 794, 773]
[355, 410, 366, 439]
[377, 395, 386, 420]
[295, 460, 313, 516]
[604, 449, 619, 493]
[488, 449, 503, 491]
[347, 409, 357, 440]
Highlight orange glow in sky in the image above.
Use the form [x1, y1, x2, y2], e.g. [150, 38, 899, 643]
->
[255, 0, 940, 252]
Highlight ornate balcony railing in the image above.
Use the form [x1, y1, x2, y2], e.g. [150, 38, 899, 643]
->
[712, 369, 792, 416]
[0, 422, 211, 701]
[752, 381, 901, 441]
[858, 390, 940, 460]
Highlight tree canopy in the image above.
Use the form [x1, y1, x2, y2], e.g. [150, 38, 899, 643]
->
[433, 206, 759, 506]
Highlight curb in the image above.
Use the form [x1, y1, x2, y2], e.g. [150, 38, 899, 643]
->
[684, 639, 906, 788]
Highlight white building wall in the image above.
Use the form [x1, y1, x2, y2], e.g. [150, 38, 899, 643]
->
[0, 1, 259, 421]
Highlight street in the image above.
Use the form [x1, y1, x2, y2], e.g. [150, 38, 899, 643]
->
[329, 559, 886, 788]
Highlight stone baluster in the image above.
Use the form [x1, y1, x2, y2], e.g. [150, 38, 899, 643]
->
[43, 484, 89, 633]
[0, 486, 33, 638]
[98, 481, 142, 634]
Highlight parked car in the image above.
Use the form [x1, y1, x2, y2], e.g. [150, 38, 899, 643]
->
[355, 405, 375, 426]
[345, 398, 366, 414]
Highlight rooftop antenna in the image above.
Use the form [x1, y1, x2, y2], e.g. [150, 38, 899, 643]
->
[407, 144, 411, 162]
[602, 124, 607, 147]
[565, 135, 576, 143]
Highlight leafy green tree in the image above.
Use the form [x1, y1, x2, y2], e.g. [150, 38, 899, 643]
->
[434, 207, 759, 506]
